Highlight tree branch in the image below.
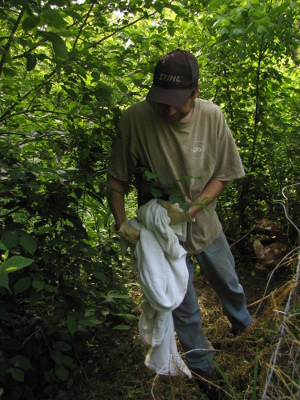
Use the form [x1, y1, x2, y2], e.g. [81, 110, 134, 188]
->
[0, 6, 25, 77]
[87, 11, 157, 49]
[72, 3, 95, 50]
[0, 71, 56, 123]
[250, 38, 264, 171]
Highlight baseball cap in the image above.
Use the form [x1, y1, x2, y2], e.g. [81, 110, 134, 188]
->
[146, 49, 199, 107]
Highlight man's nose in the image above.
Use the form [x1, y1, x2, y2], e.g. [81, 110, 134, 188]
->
[166, 105, 177, 116]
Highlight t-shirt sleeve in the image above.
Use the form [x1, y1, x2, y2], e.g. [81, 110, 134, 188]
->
[107, 109, 137, 182]
[212, 108, 245, 181]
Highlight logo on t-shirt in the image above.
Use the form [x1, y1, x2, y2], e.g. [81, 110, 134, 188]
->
[192, 141, 207, 158]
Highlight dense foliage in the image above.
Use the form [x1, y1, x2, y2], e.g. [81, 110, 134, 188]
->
[0, 0, 299, 399]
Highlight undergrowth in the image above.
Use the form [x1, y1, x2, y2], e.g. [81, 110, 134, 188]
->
[67, 243, 299, 400]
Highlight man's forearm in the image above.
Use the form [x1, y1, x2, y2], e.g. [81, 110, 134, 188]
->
[189, 179, 227, 219]
[107, 174, 126, 230]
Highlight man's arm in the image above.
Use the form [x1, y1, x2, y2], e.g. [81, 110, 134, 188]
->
[107, 173, 140, 246]
[158, 178, 228, 225]
[189, 179, 227, 219]
[107, 174, 127, 230]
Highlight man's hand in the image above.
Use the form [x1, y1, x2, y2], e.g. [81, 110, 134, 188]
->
[157, 200, 195, 225]
[115, 221, 140, 245]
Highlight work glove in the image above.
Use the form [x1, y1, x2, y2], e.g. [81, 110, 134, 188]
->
[114, 220, 140, 246]
[157, 199, 195, 225]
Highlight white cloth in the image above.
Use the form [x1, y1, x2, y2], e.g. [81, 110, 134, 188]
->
[131, 199, 191, 377]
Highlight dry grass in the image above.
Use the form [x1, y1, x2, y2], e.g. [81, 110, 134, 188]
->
[67, 248, 299, 400]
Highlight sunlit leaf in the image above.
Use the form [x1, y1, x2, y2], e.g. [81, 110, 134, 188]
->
[0, 256, 34, 275]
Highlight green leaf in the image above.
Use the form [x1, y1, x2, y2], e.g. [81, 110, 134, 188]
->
[95, 85, 111, 102]
[79, 148, 89, 160]
[257, 25, 266, 34]
[55, 365, 69, 381]
[0, 256, 34, 275]
[2, 67, 16, 76]
[116, 80, 128, 93]
[66, 315, 78, 336]
[151, 188, 163, 198]
[105, 293, 130, 301]
[67, 378, 74, 389]
[0, 241, 7, 251]
[64, 9, 82, 21]
[20, 234, 38, 255]
[22, 16, 40, 31]
[10, 355, 32, 371]
[233, 28, 244, 36]
[153, 1, 163, 12]
[9, 169, 25, 180]
[69, 101, 77, 111]
[145, 171, 159, 180]
[91, 71, 100, 80]
[271, 2, 289, 16]
[167, 26, 175, 36]
[115, 313, 138, 323]
[0, 273, 9, 291]
[61, 355, 76, 368]
[9, 367, 24, 382]
[79, 318, 102, 327]
[51, 34, 68, 60]
[113, 324, 131, 330]
[14, 277, 32, 295]
[42, 9, 67, 28]
[53, 342, 72, 352]
[32, 279, 44, 292]
[92, 271, 107, 282]
[51, 350, 62, 365]
[49, 0, 68, 5]
[26, 54, 37, 71]
[44, 284, 58, 293]
[1, 231, 19, 250]
[42, 32, 68, 60]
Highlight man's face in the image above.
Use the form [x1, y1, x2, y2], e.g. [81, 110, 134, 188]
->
[156, 88, 199, 122]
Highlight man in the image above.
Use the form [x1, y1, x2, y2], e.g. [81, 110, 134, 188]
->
[107, 49, 252, 395]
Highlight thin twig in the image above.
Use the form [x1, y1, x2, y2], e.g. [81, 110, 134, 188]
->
[230, 225, 255, 248]
[254, 246, 300, 317]
[0, 6, 25, 76]
[262, 252, 300, 399]
[87, 11, 157, 49]
[74, 350, 97, 400]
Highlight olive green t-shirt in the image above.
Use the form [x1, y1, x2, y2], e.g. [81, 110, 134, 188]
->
[107, 98, 245, 254]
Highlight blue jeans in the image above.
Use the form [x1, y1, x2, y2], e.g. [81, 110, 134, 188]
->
[172, 232, 252, 373]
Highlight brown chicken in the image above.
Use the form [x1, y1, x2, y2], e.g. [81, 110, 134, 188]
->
[253, 239, 288, 267]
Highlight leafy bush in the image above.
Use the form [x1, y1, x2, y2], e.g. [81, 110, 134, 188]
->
[0, 135, 137, 399]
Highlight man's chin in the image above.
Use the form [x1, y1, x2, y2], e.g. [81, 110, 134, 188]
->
[163, 113, 182, 122]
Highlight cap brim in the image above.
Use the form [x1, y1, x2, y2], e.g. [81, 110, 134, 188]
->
[146, 85, 194, 107]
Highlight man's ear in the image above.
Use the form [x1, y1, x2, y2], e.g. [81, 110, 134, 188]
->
[193, 84, 200, 99]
